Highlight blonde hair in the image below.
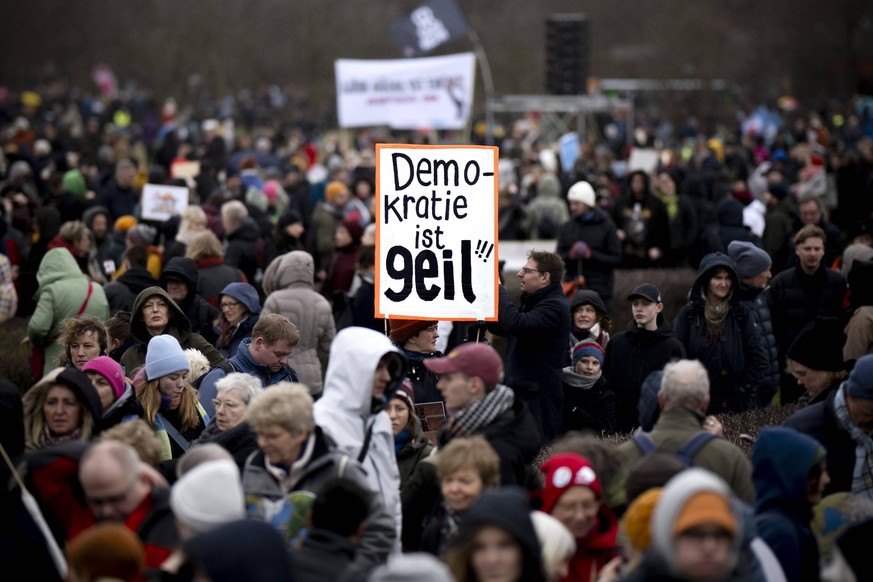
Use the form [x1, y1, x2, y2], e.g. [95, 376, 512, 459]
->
[435, 435, 501, 488]
[58, 220, 90, 246]
[136, 378, 202, 432]
[177, 206, 208, 244]
[186, 231, 224, 261]
[100, 419, 164, 466]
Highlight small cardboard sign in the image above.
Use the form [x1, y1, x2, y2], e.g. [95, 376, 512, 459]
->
[140, 184, 188, 221]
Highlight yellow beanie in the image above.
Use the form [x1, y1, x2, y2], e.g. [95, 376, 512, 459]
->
[114, 215, 138, 233]
[622, 488, 662, 551]
[325, 181, 349, 205]
[673, 491, 737, 537]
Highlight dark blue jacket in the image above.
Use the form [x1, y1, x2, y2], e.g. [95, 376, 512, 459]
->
[673, 252, 768, 413]
[198, 337, 299, 417]
[736, 280, 780, 403]
[556, 209, 622, 304]
[488, 283, 570, 441]
[752, 427, 823, 582]
[781, 387, 856, 496]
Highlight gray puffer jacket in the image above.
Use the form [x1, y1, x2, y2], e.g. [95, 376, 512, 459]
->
[262, 251, 336, 394]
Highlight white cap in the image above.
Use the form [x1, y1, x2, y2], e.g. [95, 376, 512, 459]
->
[171, 459, 244, 535]
[567, 181, 596, 208]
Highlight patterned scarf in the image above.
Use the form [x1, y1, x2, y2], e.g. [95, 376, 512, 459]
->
[438, 504, 464, 555]
[703, 293, 730, 347]
[833, 386, 873, 500]
[441, 384, 515, 441]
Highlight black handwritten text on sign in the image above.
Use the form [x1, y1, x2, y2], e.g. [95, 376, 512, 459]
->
[376, 145, 498, 320]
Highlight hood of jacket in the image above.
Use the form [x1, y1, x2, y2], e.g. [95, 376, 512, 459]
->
[183, 520, 295, 582]
[129, 286, 191, 344]
[752, 426, 822, 514]
[716, 197, 745, 228]
[625, 312, 675, 344]
[689, 251, 740, 309]
[160, 257, 199, 290]
[227, 218, 260, 242]
[220, 282, 261, 315]
[24, 367, 103, 429]
[538, 173, 561, 199]
[81, 205, 111, 232]
[317, 327, 406, 419]
[569, 289, 608, 318]
[273, 250, 315, 291]
[118, 268, 160, 296]
[36, 248, 86, 298]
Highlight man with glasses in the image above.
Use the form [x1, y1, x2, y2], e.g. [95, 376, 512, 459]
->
[78, 440, 178, 568]
[197, 313, 300, 417]
[487, 249, 570, 442]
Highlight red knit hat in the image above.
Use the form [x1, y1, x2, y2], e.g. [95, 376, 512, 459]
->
[389, 319, 437, 346]
[539, 453, 602, 513]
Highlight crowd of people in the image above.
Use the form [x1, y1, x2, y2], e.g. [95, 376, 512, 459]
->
[2, 83, 873, 581]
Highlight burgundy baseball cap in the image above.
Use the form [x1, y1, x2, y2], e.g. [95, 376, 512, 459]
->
[424, 342, 504, 384]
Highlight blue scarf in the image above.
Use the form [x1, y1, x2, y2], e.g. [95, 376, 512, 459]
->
[394, 430, 412, 453]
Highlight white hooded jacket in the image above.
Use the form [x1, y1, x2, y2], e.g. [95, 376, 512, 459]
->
[314, 327, 406, 552]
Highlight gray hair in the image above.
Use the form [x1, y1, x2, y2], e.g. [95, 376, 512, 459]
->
[245, 382, 315, 434]
[659, 359, 709, 409]
[221, 200, 248, 227]
[215, 372, 264, 405]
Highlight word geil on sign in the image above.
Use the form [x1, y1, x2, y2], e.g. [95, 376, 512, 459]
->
[376, 144, 499, 321]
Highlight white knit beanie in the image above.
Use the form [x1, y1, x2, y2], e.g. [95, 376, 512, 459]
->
[145, 335, 190, 381]
[170, 459, 245, 535]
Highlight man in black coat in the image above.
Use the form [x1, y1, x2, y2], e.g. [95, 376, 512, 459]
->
[487, 250, 570, 442]
[767, 224, 847, 404]
[103, 245, 158, 315]
[160, 257, 220, 345]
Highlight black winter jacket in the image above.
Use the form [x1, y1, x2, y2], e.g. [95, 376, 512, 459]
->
[556, 209, 622, 304]
[160, 257, 220, 344]
[225, 218, 263, 285]
[736, 281, 780, 402]
[766, 264, 847, 361]
[674, 253, 768, 413]
[561, 370, 615, 435]
[603, 313, 685, 434]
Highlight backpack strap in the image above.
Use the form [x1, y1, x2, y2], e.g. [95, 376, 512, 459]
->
[157, 413, 191, 453]
[358, 418, 375, 464]
[631, 433, 657, 455]
[192, 360, 236, 389]
[675, 432, 717, 465]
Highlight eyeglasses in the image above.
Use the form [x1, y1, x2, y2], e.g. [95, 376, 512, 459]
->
[220, 301, 241, 310]
[519, 267, 543, 275]
[86, 478, 137, 508]
[212, 399, 243, 411]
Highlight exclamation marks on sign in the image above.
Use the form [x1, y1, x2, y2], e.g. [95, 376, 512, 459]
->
[474, 240, 494, 262]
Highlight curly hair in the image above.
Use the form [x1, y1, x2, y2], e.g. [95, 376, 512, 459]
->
[57, 315, 107, 366]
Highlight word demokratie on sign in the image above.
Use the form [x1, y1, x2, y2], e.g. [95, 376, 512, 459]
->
[375, 144, 499, 321]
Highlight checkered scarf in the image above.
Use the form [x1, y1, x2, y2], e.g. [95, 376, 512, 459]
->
[441, 384, 514, 441]
[834, 385, 873, 500]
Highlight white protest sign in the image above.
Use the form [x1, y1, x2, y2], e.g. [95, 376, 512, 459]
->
[376, 144, 499, 321]
[336, 53, 476, 130]
[140, 184, 188, 221]
[627, 148, 660, 173]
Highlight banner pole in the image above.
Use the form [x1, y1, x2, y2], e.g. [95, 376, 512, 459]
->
[467, 27, 495, 146]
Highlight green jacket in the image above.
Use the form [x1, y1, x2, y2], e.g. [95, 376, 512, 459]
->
[27, 248, 109, 375]
[616, 407, 756, 506]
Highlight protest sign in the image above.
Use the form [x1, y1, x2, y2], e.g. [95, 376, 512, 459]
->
[171, 160, 200, 180]
[627, 148, 659, 173]
[558, 132, 580, 173]
[375, 144, 499, 321]
[335, 52, 475, 130]
[140, 184, 188, 221]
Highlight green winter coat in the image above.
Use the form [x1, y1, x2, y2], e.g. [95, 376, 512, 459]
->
[27, 248, 109, 376]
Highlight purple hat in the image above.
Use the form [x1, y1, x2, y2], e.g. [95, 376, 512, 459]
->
[82, 356, 126, 400]
[392, 378, 415, 411]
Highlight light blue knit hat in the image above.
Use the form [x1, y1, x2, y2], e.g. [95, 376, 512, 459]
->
[145, 335, 190, 381]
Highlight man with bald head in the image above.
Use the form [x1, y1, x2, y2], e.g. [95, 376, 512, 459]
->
[79, 441, 178, 567]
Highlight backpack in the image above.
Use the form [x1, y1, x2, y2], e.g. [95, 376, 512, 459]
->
[192, 360, 237, 390]
[631, 431, 718, 467]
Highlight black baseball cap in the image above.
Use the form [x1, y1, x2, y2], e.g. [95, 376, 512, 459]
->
[627, 283, 662, 304]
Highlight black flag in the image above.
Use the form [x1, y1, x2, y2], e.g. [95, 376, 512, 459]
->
[390, 0, 469, 57]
